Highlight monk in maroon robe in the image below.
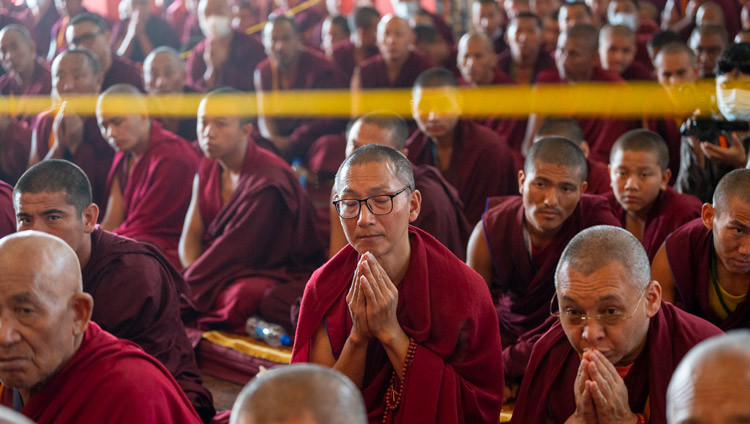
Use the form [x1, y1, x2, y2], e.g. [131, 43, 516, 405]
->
[330, 6, 381, 82]
[497, 12, 555, 85]
[607, 129, 701, 261]
[529, 24, 635, 163]
[11, 0, 58, 58]
[471, 0, 507, 55]
[408, 68, 517, 225]
[31, 49, 114, 210]
[293, 145, 504, 423]
[0, 232, 202, 424]
[46, 2, 86, 61]
[98, 84, 199, 268]
[13, 159, 214, 422]
[652, 169, 750, 331]
[511, 226, 722, 424]
[255, 15, 346, 161]
[0, 180, 12, 237]
[599, 24, 655, 81]
[330, 112, 471, 260]
[186, 0, 266, 92]
[66, 13, 144, 92]
[468, 137, 620, 386]
[180, 91, 325, 333]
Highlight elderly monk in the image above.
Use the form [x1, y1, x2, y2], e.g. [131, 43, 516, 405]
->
[534, 117, 611, 195]
[468, 137, 620, 385]
[652, 169, 750, 331]
[353, 15, 432, 90]
[143, 47, 198, 143]
[407, 67, 517, 225]
[330, 6, 381, 82]
[330, 112, 471, 260]
[0, 231, 202, 423]
[528, 24, 635, 163]
[0, 180, 12, 237]
[471, 0, 507, 54]
[511, 225, 723, 424]
[30, 49, 114, 210]
[599, 24, 653, 81]
[688, 24, 728, 81]
[13, 159, 215, 422]
[98, 84, 199, 268]
[292, 144, 505, 423]
[498, 12, 556, 84]
[180, 89, 324, 333]
[255, 15, 345, 161]
[607, 130, 702, 261]
[230, 364, 367, 424]
[0, 25, 51, 185]
[186, 0, 266, 91]
[66, 13, 143, 91]
[666, 331, 750, 424]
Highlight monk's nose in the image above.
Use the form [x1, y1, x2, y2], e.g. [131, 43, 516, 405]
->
[0, 316, 20, 346]
[544, 188, 558, 207]
[624, 175, 638, 190]
[581, 319, 605, 343]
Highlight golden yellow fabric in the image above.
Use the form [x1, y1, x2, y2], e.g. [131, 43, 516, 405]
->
[202, 331, 292, 364]
[709, 281, 746, 320]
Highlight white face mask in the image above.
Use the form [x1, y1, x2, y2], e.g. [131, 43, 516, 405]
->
[27, 0, 49, 9]
[200, 15, 232, 39]
[393, 1, 420, 19]
[608, 12, 638, 31]
[717, 87, 750, 121]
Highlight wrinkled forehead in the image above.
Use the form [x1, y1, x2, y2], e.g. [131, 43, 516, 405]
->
[556, 261, 637, 300]
[336, 160, 400, 195]
[53, 52, 94, 75]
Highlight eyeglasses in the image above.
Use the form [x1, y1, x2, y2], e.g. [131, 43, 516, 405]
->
[550, 286, 648, 326]
[332, 186, 410, 219]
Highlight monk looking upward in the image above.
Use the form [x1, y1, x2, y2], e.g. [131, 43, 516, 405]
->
[180, 89, 325, 333]
[511, 226, 723, 424]
[13, 159, 215, 422]
[293, 144, 504, 423]
[652, 169, 750, 331]
[98, 83, 199, 268]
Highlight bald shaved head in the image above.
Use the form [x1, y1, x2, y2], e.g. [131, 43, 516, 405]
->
[458, 31, 494, 55]
[526, 136, 588, 181]
[347, 111, 409, 153]
[0, 24, 34, 44]
[143, 47, 185, 95]
[457, 32, 496, 85]
[667, 331, 750, 424]
[562, 23, 599, 53]
[377, 14, 414, 63]
[97, 83, 148, 117]
[712, 169, 750, 217]
[535, 118, 585, 144]
[610, 129, 670, 170]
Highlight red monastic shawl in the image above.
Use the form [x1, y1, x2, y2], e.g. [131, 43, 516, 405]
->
[0, 180, 14, 238]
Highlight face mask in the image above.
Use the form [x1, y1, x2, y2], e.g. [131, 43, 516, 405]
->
[608, 12, 638, 31]
[717, 88, 750, 121]
[393, 1, 419, 18]
[200, 15, 232, 39]
[27, 0, 49, 8]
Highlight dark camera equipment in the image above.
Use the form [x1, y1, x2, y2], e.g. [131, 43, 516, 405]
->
[680, 118, 749, 144]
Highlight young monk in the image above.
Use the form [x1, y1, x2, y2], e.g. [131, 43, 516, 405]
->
[180, 89, 325, 333]
[98, 83, 199, 268]
[652, 169, 750, 330]
[599, 24, 653, 81]
[608, 129, 702, 261]
[330, 6, 381, 82]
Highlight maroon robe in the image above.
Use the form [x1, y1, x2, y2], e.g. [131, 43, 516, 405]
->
[587, 158, 612, 195]
[187, 29, 266, 92]
[665, 218, 750, 330]
[496, 48, 556, 84]
[621, 61, 654, 81]
[12, 4, 59, 57]
[102, 55, 144, 92]
[0, 58, 52, 99]
[292, 226, 505, 424]
[331, 40, 380, 82]
[407, 119, 517, 225]
[357, 51, 433, 89]
[646, 117, 682, 181]
[182, 141, 325, 333]
[608, 186, 701, 260]
[33, 110, 115, 209]
[0, 322, 202, 424]
[107, 121, 198, 268]
[0, 180, 13, 238]
[84, 228, 214, 422]
[255, 49, 346, 160]
[511, 302, 722, 424]
[634, 21, 658, 71]
[482, 194, 620, 377]
[535, 67, 636, 163]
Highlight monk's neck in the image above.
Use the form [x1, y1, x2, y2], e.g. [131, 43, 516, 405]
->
[16, 63, 35, 92]
[385, 56, 408, 81]
[77, 235, 93, 270]
[715, 254, 750, 297]
[624, 213, 647, 243]
[218, 138, 248, 174]
[476, 70, 496, 86]
[524, 221, 562, 250]
[515, 51, 538, 69]
[127, 123, 152, 159]
[431, 127, 456, 149]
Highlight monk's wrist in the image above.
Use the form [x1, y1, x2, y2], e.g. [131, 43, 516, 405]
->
[347, 330, 369, 348]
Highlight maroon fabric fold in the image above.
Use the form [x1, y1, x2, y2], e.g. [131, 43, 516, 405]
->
[358, 51, 433, 89]
[292, 226, 505, 424]
[511, 302, 722, 424]
[331, 41, 380, 82]
[666, 218, 750, 330]
[587, 158, 612, 195]
[0, 180, 14, 238]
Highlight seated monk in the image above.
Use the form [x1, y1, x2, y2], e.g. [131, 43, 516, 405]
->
[0, 24, 51, 184]
[292, 144, 505, 423]
[321, 15, 350, 59]
[112, 0, 180, 63]
[30, 48, 114, 210]
[143, 47, 198, 144]
[608, 129, 701, 261]
[0, 231, 202, 423]
[606, 0, 656, 72]
[255, 15, 346, 161]
[666, 331, 750, 424]
[330, 6, 381, 82]
[652, 169, 750, 331]
[180, 89, 325, 333]
[97, 84, 199, 268]
[414, 24, 458, 76]
[471, 0, 507, 54]
[497, 12, 555, 85]
[12, 160, 215, 422]
[0, 180, 12, 237]
[527, 24, 635, 163]
[688, 24, 728, 81]
[46, 0, 85, 62]
[407, 67, 517, 225]
[330, 112, 471, 260]
[557, 1, 593, 32]
[187, 0, 266, 92]
[66, 12, 144, 91]
[511, 225, 723, 424]
[599, 24, 653, 81]
[467, 137, 619, 388]
[352, 15, 432, 91]
[534, 117, 611, 195]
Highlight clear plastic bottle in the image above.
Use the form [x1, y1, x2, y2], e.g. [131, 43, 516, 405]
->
[245, 316, 291, 348]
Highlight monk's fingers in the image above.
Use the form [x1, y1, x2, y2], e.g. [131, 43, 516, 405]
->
[587, 380, 609, 411]
[359, 275, 378, 307]
[366, 253, 397, 292]
[361, 260, 386, 303]
[590, 350, 618, 381]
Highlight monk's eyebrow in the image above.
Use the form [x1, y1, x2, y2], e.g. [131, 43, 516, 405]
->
[39, 209, 67, 216]
[728, 220, 749, 228]
[598, 295, 622, 302]
[11, 293, 35, 304]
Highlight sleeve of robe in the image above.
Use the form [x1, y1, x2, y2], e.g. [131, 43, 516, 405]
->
[0, 181, 14, 238]
[0, 121, 32, 185]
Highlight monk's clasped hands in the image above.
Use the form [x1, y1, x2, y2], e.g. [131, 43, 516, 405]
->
[570, 350, 638, 424]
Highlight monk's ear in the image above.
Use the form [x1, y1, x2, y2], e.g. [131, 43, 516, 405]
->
[517, 170, 526, 195]
[701, 203, 715, 230]
[241, 122, 254, 138]
[644, 280, 662, 318]
[81, 203, 99, 234]
[660, 168, 672, 189]
[70, 292, 94, 336]
[579, 180, 588, 194]
[578, 141, 590, 159]
[408, 189, 421, 223]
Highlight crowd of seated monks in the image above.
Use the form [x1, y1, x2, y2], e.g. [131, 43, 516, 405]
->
[0, 0, 749, 422]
